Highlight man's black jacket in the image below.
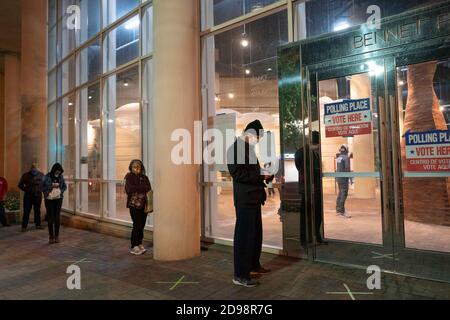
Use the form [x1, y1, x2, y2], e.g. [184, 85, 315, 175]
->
[227, 137, 266, 208]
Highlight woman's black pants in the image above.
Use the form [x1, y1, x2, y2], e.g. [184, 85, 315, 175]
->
[45, 199, 62, 238]
[130, 208, 148, 248]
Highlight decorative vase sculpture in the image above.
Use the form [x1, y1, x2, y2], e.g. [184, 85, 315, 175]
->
[401, 61, 450, 226]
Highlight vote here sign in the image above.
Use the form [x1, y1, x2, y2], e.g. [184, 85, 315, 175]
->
[324, 98, 372, 138]
[404, 130, 450, 172]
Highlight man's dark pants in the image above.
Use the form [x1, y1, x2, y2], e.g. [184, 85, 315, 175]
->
[234, 206, 263, 280]
[22, 193, 43, 228]
[336, 179, 349, 213]
[0, 201, 8, 226]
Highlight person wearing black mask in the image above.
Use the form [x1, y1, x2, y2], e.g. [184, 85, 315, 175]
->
[227, 120, 273, 288]
[18, 163, 45, 231]
[42, 163, 67, 244]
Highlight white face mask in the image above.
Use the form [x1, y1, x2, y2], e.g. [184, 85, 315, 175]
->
[248, 135, 259, 146]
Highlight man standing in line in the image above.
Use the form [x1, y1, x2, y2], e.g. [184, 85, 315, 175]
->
[0, 176, 11, 227]
[18, 163, 45, 231]
[336, 145, 352, 218]
[227, 120, 273, 288]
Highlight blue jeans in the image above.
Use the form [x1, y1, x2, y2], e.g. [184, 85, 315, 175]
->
[336, 179, 349, 213]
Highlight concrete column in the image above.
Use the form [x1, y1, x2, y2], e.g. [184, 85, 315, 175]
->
[4, 54, 22, 193]
[350, 74, 376, 199]
[21, 0, 47, 174]
[153, 0, 201, 261]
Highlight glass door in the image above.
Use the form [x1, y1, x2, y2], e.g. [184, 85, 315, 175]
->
[393, 51, 450, 282]
[307, 58, 395, 271]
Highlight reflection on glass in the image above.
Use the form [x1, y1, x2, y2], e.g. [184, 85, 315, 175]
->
[201, 0, 280, 30]
[318, 73, 382, 245]
[62, 56, 76, 96]
[49, 27, 57, 70]
[142, 5, 153, 56]
[102, 0, 140, 28]
[78, 39, 101, 85]
[80, 0, 101, 44]
[104, 66, 141, 221]
[398, 59, 450, 253]
[48, 103, 57, 167]
[61, 94, 77, 180]
[104, 15, 140, 72]
[203, 11, 287, 248]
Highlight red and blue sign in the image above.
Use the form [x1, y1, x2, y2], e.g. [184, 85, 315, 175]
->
[404, 130, 450, 172]
[324, 98, 372, 138]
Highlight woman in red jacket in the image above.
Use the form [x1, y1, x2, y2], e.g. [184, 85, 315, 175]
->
[124, 160, 152, 256]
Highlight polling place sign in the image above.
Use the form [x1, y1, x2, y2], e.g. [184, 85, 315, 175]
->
[324, 98, 372, 138]
[404, 130, 450, 172]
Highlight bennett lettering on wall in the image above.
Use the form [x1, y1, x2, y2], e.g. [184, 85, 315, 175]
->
[324, 98, 372, 138]
[404, 130, 450, 172]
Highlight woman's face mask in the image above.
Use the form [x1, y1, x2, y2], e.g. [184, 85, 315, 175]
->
[132, 163, 142, 175]
[54, 171, 61, 178]
[247, 135, 259, 146]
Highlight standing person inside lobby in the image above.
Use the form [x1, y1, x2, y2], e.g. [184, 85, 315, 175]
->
[125, 160, 152, 256]
[18, 163, 45, 231]
[42, 163, 67, 244]
[336, 145, 352, 218]
[0, 176, 11, 227]
[227, 120, 273, 288]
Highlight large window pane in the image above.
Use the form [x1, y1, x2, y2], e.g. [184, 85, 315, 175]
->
[398, 59, 450, 253]
[59, 19, 77, 60]
[49, 27, 57, 70]
[61, 55, 76, 95]
[201, 0, 281, 30]
[48, 70, 57, 102]
[103, 15, 140, 72]
[61, 94, 77, 180]
[202, 11, 288, 247]
[48, 103, 58, 167]
[142, 5, 153, 56]
[103, 65, 141, 221]
[102, 0, 139, 28]
[78, 38, 101, 85]
[80, 0, 101, 44]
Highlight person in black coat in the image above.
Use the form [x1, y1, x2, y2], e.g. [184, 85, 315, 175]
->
[42, 163, 67, 244]
[18, 163, 45, 231]
[227, 120, 273, 288]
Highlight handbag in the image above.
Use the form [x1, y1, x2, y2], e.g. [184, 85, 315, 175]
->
[129, 193, 146, 210]
[47, 188, 61, 200]
[145, 190, 153, 214]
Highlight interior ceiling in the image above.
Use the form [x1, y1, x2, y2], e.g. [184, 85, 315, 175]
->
[0, 0, 21, 54]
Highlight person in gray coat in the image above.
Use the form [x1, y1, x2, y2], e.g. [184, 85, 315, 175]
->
[336, 145, 351, 218]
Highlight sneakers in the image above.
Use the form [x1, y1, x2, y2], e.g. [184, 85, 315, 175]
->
[49, 237, 55, 244]
[337, 211, 352, 219]
[138, 245, 147, 254]
[130, 246, 144, 256]
[232, 277, 259, 288]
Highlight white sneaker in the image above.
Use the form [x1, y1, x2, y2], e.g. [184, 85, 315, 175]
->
[341, 212, 352, 219]
[138, 245, 147, 253]
[130, 246, 143, 256]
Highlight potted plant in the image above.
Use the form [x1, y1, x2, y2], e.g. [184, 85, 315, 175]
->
[4, 192, 20, 225]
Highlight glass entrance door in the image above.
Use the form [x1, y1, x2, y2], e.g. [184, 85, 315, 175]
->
[392, 51, 450, 282]
[307, 58, 395, 271]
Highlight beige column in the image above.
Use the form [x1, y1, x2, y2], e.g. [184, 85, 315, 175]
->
[4, 54, 22, 192]
[350, 74, 376, 199]
[152, 0, 201, 261]
[20, 0, 47, 174]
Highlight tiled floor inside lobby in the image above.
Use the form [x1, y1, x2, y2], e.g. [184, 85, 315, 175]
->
[0, 225, 449, 300]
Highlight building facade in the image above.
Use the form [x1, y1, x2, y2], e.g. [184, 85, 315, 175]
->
[0, 0, 447, 281]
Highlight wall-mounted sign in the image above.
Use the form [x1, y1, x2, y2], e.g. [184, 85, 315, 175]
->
[324, 98, 372, 138]
[404, 130, 450, 172]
